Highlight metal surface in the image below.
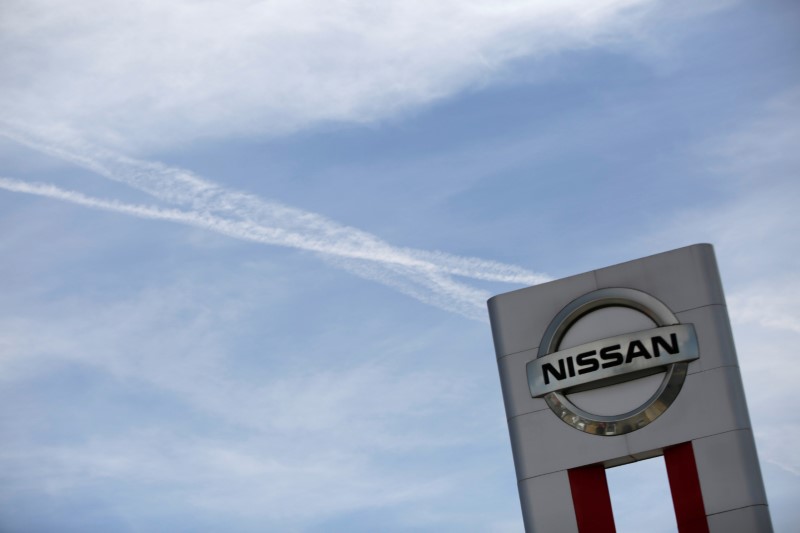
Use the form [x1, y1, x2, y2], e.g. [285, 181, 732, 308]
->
[706, 505, 773, 533]
[517, 471, 579, 533]
[487, 244, 772, 531]
[528, 324, 699, 397]
[692, 429, 769, 517]
[534, 288, 697, 436]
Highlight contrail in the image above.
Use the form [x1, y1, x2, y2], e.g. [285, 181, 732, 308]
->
[0, 124, 549, 320]
[0, 124, 549, 287]
[0, 177, 506, 320]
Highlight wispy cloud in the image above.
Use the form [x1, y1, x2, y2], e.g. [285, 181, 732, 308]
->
[728, 283, 800, 335]
[0, 278, 483, 527]
[0, 159, 547, 321]
[3, 126, 544, 279]
[0, 0, 693, 320]
[646, 87, 800, 483]
[0, 429, 455, 525]
[0, 0, 657, 151]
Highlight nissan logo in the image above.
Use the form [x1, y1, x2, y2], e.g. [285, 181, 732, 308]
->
[527, 288, 699, 436]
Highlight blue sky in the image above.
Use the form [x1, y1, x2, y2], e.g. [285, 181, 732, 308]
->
[1, 1, 798, 531]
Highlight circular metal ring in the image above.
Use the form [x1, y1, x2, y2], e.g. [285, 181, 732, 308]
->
[537, 288, 690, 436]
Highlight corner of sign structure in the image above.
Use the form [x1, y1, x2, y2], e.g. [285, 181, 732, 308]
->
[486, 295, 505, 359]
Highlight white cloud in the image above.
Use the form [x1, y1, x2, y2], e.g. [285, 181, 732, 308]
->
[645, 87, 800, 304]
[728, 281, 800, 334]
[0, 0, 656, 151]
[0, 429, 453, 522]
[648, 88, 800, 488]
[0, 122, 550, 321]
[756, 425, 800, 476]
[0, 273, 492, 527]
[0, 281, 468, 440]
[0, 173, 538, 320]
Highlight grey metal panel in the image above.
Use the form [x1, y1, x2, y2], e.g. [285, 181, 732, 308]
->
[488, 271, 596, 358]
[497, 348, 550, 419]
[675, 304, 741, 374]
[508, 409, 630, 480]
[517, 471, 579, 533]
[488, 244, 771, 529]
[707, 505, 773, 533]
[693, 430, 769, 515]
[510, 366, 753, 479]
[625, 366, 752, 455]
[593, 244, 726, 313]
[627, 447, 664, 463]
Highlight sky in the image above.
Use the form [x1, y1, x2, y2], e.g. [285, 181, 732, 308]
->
[0, 0, 798, 531]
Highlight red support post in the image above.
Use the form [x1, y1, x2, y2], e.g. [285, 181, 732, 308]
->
[568, 463, 616, 533]
[664, 442, 710, 533]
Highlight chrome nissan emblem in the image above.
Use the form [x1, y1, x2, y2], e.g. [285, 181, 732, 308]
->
[527, 288, 699, 436]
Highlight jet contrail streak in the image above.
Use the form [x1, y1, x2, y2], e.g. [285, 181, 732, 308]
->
[0, 177, 496, 320]
[0, 125, 549, 287]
